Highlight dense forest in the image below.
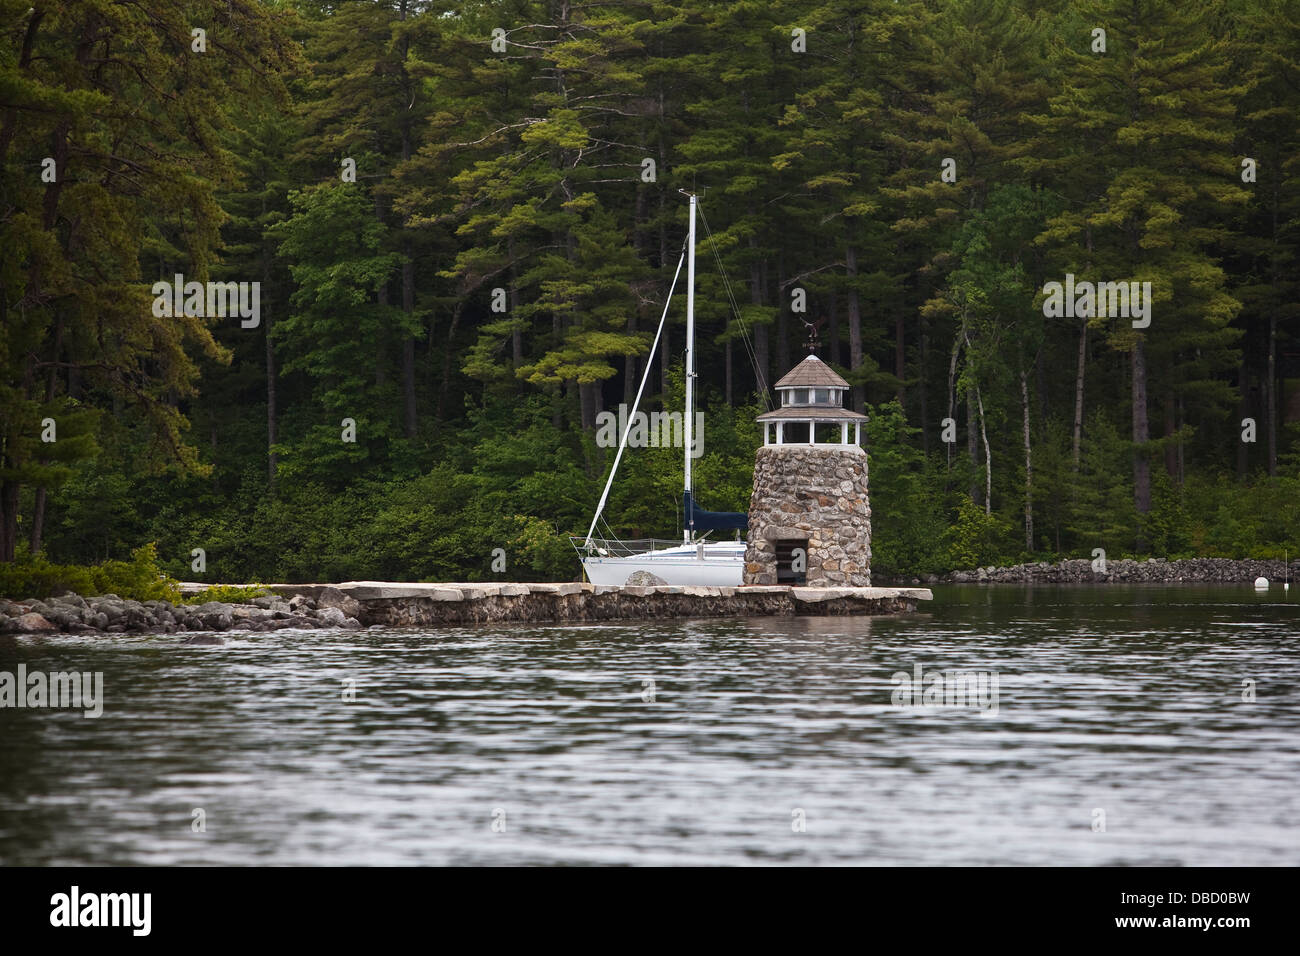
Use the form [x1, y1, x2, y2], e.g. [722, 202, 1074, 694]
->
[1, 0, 1298, 588]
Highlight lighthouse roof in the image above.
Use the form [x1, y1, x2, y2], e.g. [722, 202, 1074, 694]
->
[756, 405, 867, 423]
[773, 354, 850, 390]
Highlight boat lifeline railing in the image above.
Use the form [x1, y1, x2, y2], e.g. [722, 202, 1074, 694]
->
[569, 537, 689, 559]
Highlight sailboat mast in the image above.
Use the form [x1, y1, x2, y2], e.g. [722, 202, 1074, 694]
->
[683, 192, 696, 543]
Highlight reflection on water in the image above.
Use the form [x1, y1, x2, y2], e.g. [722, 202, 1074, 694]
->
[1, 585, 1297, 865]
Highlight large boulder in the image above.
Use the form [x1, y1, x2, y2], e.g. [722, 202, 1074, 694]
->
[12, 612, 56, 632]
[316, 606, 348, 627]
[316, 587, 363, 621]
[189, 602, 234, 631]
[625, 570, 668, 586]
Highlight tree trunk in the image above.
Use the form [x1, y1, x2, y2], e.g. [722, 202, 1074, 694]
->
[660, 321, 671, 398]
[895, 306, 905, 405]
[724, 338, 733, 407]
[828, 291, 841, 367]
[30, 315, 62, 555]
[776, 256, 790, 374]
[1236, 365, 1250, 479]
[1072, 318, 1087, 470]
[919, 311, 929, 456]
[627, 193, 644, 408]
[402, 246, 417, 439]
[1166, 391, 1180, 479]
[400, 4, 417, 439]
[749, 242, 769, 398]
[977, 384, 991, 515]
[1021, 368, 1033, 553]
[263, 232, 278, 488]
[1177, 394, 1185, 486]
[946, 334, 961, 474]
[964, 329, 990, 514]
[437, 301, 464, 423]
[509, 240, 523, 369]
[846, 244, 863, 413]
[659, 176, 670, 398]
[0, 480, 18, 562]
[1267, 313, 1277, 477]
[579, 381, 599, 432]
[1035, 346, 1047, 440]
[967, 388, 979, 504]
[375, 193, 388, 389]
[660, 201, 670, 397]
[776, 307, 790, 376]
[1132, 337, 1151, 518]
[1074, 229, 1092, 471]
[29, 488, 46, 557]
[266, 310, 278, 487]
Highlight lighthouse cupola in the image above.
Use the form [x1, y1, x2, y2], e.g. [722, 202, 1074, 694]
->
[757, 354, 865, 447]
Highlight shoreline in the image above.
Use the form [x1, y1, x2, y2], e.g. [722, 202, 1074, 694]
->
[5, 558, 1293, 637]
[0, 590, 363, 642]
[1, 582, 932, 638]
[876, 556, 1298, 586]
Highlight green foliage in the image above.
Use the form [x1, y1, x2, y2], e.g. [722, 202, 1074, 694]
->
[865, 402, 949, 576]
[181, 584, 271, 606]
[0, 543, 180, 602]
[944, 498, 1016, 570]
[4, 0, 1298, 585]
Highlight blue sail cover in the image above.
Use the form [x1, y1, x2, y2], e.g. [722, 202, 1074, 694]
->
[683, 490, 748, 533]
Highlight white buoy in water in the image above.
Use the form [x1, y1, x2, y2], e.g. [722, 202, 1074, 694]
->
[1254, 576, 1269, 589]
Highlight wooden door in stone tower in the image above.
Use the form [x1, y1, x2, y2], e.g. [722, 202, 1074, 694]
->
[774, 538, 808, 585]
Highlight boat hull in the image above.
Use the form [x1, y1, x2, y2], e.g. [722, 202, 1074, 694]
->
[580, 543, 745, 587]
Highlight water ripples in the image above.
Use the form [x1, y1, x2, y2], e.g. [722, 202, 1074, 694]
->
[0, 585, 1297, 864]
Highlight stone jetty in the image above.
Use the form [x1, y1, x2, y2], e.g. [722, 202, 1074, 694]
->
[0, 582, 932, 636]
[264, 582, 932, 627]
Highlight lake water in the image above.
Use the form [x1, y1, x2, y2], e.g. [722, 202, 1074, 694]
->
[1, 585, 1297, 865]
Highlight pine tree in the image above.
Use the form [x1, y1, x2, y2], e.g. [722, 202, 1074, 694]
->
[1028, 0, 1248, 545]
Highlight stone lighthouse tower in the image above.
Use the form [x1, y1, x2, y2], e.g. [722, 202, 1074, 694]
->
[744, 352, 871, 587]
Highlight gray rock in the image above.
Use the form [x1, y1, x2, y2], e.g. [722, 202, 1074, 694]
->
[316, 586, 363, 621]
[182, 634, 224, 646]
[98, 602, 125, 623]
[12, 612, 56, 632]
[316, 606, 348, 627]
[624, 571, 669, 586]
[192, 601, 234, 616]
[46, 610, 78, 629]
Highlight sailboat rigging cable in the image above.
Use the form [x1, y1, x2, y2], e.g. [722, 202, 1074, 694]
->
[582, 245, 688, 547]
[697, 205, 775, 413]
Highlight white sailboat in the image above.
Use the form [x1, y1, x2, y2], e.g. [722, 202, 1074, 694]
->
[572, 192, 749, 587]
